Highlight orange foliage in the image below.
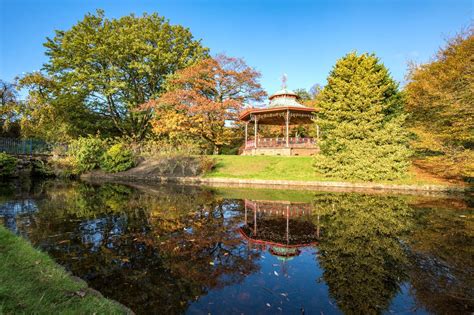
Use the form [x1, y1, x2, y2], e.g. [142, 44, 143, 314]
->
[145, 54, 266, 153]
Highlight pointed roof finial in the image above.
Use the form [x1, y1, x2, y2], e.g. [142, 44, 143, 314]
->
[281, 73, 287, 89]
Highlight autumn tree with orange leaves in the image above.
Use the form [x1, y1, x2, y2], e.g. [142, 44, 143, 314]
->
[145, 54, 266, 154]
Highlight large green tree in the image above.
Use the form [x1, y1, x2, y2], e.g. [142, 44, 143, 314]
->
[17, 72, 116, 141]
[314, 52, 410, 181]
[0, 80, 21, 137]
[404, 30, 473, 180]
[315, 194, 412, 314]
[26, 10, 208, 140]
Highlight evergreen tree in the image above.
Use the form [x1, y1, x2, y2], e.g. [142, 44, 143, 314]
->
[314, 193, 412, 314]
[314, 52, 410, 181]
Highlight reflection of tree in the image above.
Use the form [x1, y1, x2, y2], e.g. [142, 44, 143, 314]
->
[314, 193, 412, 314]
[407, 199, 474, 314]
[16, 182, 260, 314]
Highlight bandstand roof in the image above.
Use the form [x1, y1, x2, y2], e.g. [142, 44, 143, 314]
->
[239, 84, 317, 125]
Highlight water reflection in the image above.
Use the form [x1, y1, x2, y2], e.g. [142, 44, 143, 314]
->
[240, 200, 319, 258]
[0, 180, 472, 314]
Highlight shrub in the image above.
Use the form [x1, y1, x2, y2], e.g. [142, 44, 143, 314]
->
[69, 136, 105, 173]
[0, 153, 17, 177]
[31, 159, 55, 178]
[48, 156, 80, 178]
[198, 156, 216, 174]
[100, 143, 135, 173]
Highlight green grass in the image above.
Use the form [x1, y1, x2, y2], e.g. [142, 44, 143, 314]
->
[206, 156, 327, 181]
[205, 155, 454, 186]
[211, 186, 317, 202]
[0, 226, 129, 315]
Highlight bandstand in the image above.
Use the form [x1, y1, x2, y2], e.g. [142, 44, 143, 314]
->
[239, 199, 320, 259]
[239, 78, 319, 156]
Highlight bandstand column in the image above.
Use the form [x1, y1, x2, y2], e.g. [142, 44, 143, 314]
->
[244, 122, 249, 148]
[285, 110, 290, 148]
[254, 116, 258, 148]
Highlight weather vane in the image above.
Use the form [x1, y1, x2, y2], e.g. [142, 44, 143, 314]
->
[281, 73, 288, 89]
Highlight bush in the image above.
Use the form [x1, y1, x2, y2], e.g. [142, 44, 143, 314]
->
[0, 153, 17, 177]
[100, 143, 135, 173]
[69, 136, 105, 173]
[31, 160, 55, 178]
[48, 156, 80, 178]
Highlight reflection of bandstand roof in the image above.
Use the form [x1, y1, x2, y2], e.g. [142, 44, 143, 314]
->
[241, 199, 319, 258]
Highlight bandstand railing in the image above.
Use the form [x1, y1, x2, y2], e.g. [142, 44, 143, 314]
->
[245, 137, 317, 148]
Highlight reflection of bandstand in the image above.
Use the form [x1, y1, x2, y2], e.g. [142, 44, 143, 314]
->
[240, 199, 320, 259]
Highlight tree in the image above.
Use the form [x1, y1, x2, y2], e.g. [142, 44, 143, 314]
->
[315, 193, 412, 314]
[17, 72, 116, 141]
[314, 52, 411, 181]
[147, 54, 266, 154]
[404, 30, 473, 180]
[39, 10, 208, 140]
[294, 88, 312, 102]
[0, 80, 21, 137]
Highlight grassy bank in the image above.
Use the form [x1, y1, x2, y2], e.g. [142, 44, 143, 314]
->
[0, 226, 128, 314]
[205, 155, 456, 186]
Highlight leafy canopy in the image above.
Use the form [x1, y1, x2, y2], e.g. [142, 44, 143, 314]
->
[146, 54, 266, 154]
[314, 52, 411, 181]
[404, 30, 473, 180]
[39, 10, 208, 140]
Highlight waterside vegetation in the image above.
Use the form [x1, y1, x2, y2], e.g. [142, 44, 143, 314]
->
[0, 225, 129, 314]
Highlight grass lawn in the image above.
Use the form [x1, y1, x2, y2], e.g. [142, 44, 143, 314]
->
[205, 155, 456, 186]
[0, 226, 128, 314]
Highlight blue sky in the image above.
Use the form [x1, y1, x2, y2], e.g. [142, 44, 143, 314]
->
[0, 0, 472, 96]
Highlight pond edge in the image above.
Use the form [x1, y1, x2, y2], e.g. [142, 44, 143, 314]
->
[81, 172, 470, 195]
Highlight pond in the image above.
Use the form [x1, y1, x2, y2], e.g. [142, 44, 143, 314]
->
[0, 179, 472, 314]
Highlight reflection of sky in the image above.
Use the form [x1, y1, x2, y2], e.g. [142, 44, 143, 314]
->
[188, 247, 340, 314]
[0, 199, 38, 234]
[388, 283, 429, 314]
[78, 216, 126, 252]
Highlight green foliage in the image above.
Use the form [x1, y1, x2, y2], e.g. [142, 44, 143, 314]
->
[40, 10, 208, 140]
[31, 159, 55, 177]
[0, 152, 17, 177]
[16, 72, 118, 142]
[0, 226, 128, 314]
[314, 52, 411, 181]
[315, 193, 412, 314]
[405, 30, 473, 180]
[100, 143, 135, 173]
[0, 80, 21, 138]
[69, 136, 105, 173]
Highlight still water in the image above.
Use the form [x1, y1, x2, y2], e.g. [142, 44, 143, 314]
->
[0, 180, 472, 314]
